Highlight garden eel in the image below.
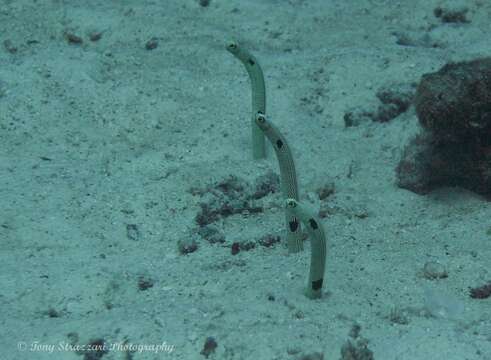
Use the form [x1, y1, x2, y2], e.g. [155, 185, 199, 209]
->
[255, 112, 303, 254]
[226, 41, 266, 159]
[286, 198, 327, 299]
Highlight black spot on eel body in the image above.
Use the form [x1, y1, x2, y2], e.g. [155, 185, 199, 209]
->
[309, 219, 318, 230]
[312, 279, 323, 290]
[276, 139, 283, 149]
[289, 219, 299, 232]
[248, 59, 255, 66]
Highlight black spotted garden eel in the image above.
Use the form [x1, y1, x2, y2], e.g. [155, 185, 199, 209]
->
[226, 42, 327, 299]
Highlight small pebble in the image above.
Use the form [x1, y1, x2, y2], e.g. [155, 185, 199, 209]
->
[231, 242, 240, 255]
[89, 31, 102, 41]
[3, 39, 17, 54]
[178, 237, 198, 255]
[145, 37, 158, 50]
[423, 261, 448, 280]
[200, 337, 217, 358]
[65, 32, 83, 44]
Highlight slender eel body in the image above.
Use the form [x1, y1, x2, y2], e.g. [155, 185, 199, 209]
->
[286, 198, 327, 299]
[226, 41, 266, 159]
[255, 112, 303, 253]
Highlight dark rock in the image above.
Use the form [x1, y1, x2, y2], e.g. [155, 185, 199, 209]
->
[397, 58, 491, 199]
[415, 58, 491, 136]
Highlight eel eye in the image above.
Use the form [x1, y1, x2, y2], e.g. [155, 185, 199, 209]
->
[255, 113, 266, 123]
[286, 199, 296, 208]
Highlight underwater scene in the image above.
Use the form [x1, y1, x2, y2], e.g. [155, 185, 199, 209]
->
[0, 0, 490, 359]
